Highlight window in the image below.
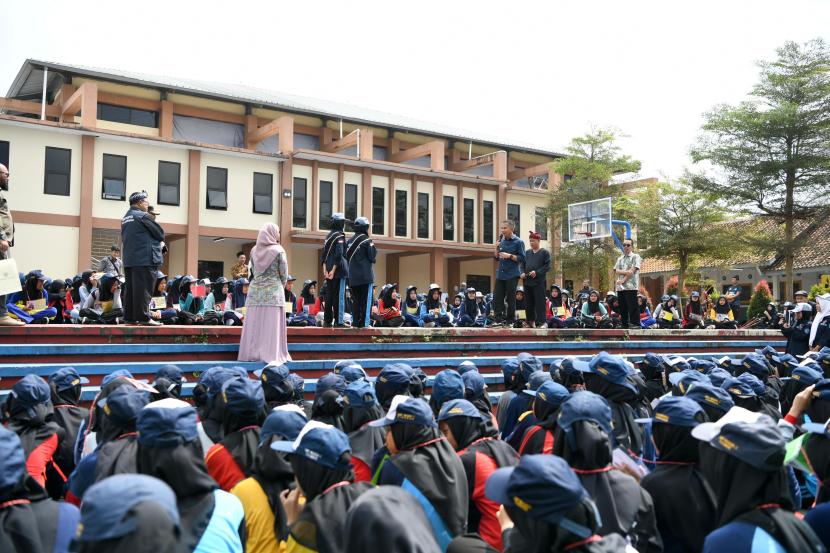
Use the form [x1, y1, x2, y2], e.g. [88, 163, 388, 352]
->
[345, 184, 358, 223]
[0, 141, 8, 169]
[395, 190, 407, 237]
[44, 147, 71, 196]
[293, 177, 307, 228]
[372, 187, 385, 235]
[206, 167, 228, 210]
[157, 161, 180, 206]
[253, 172, 273, 214]
[483, 200, 494, 244]
[507, 203, 521, 235]
[97, 103, 159, 128]
[535, 207, 548, 240]
[443, 196, 454, 241]
[417, 192, 429, 239]
[319, 180, 333, 228]
[102, 154, 126, 200]
[463, 198, 475, 243]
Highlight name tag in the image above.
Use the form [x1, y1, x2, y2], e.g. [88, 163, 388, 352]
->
[150, 296, 167, 310]
[556, 307, 566, 316]
[26, 298, 47, 311]
[661, 312, 673, 321]
[406, 306, 419, 315]
[516, 309, 527, 320]
[716, 313, 729, 321]
[287, 301, 294, 314]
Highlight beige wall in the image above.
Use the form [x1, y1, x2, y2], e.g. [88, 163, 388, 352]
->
[199, 152, 280, 230]
[12, 223, 79, 278]
[400, 254, 431, 289]
[288, 247, 319, 284]
[1, 122, 82, 216]
[167, 240, 186, 276]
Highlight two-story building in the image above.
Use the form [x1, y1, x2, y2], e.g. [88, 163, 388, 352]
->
[0, 59, 564, 293]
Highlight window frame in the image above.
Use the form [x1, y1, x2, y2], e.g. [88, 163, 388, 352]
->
[0, 140, 9, 170]
[252, 172, 273, 214]
[535, 206, 548, 241]
[157, 160, 181, 206]
[443, 195, 455, 241]
[344, 183, 358, 223]
[372, 187, 385, 235]
[483, 200, 494, 244]
[417, 192, 429, 239]
[463, 197, 475, 243]
[44, 146, 72, 197]
[318, 180, 333, 229]
[97, 103, 159, 128]
[507, 203, 521, 235]
[205, 166, 228, 211]
[101, 153, 127, 201]
[395, 189, 408, 237]
[292, 177, 307, 228]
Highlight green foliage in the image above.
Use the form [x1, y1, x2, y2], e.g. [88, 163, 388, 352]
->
[748, 280, 773, 320]
[809, 283, 829, 300]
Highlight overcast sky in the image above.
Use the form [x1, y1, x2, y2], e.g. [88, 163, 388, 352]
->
[2, 0, 829, 179]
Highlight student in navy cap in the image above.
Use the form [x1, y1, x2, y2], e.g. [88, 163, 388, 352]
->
[66, 383, 150, 505]
[273, 421, 373, 553]
[740, 353, 783, 403]
[47, 367, 90, 499]
[346, 216, 377, 329]
[0, 426, 80, 553]
[375, 363, 414, 411]
[638, 353, 668, 403]
[3, 374, 64, 491]
[74, 474, 180, 553]
[551, 358, 588, 393]
[192, 366, 245, 444]
[288, 373, 308, 412]
[781, 365, 824, 415]
[232, 405, 305, 552]
[684, 384, 734, 422]
[339, 364, 367, 384]
[321, 213, 350, 327]
[500, 353, 544, 440]
[344, 486, 440, 553]
[483, 454, 630, 553]
[152, 364, 186, 399]
[341, 380, 386, 482]
[311, 372, 347, 430]
[136, 398, 245, 552]
[771, 353, 800, 378]
[669, 369, 711, 396]
[410, 367, 428, 399]
[371, 395, 469, 548]
[205, 377, 266, 491]
[783, 302, 814, 357]
[692, 407, 824, 552]
[638, 396, 716, 553]
[737, 372, 781, 419]
[552, 391, 661, 552]
[462, 371, 498, 434]
[504, 371, 552, 451]
[516, 380, 570, 455]
[257, 362, 294, 409]
[495, 358, 520, 432]
[705, 367, 733, 388]
[430, 369, 466, 417]
[457, 360, 479, 374]
[438, 399, 518, 551]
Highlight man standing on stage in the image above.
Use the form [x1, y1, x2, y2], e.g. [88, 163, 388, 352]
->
[121, 191, 165, 326]
[493, 220, 525, 326]
[321, 213, 349, 327]
[520, 230, 550, 328]
[613, 238, 642, 328]
[0, 164, 24, 326]
[347, 216, 376, 328]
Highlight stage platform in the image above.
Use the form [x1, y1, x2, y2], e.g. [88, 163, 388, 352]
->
[0, 325, 787, 401]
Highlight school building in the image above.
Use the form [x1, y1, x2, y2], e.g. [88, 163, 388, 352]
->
[0, 59, 567, 293]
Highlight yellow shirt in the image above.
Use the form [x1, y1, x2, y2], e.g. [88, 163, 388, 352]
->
[231, 477, 279, 553]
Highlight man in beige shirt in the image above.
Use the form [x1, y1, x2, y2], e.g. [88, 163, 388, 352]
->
[0, 164, 25, 326]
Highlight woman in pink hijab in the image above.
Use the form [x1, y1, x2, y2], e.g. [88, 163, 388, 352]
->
[237, 223, 292, 363]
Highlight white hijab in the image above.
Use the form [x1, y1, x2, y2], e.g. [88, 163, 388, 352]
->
[809, 294, 830, 347]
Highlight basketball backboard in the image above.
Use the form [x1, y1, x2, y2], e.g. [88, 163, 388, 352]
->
[567, 197, 612, 242]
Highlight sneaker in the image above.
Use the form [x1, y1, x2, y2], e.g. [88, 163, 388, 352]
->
[0, 315, 24, 327]
[424, 322, 436, 328]
[138, 319, 163, 327]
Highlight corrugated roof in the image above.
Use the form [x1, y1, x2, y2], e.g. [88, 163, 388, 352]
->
[8, 59, 565, 158]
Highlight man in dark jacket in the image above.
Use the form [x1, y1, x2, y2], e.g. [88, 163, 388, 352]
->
[321, 212, 349, 327]
[347, 216, 377, 328]
[493, 220, 525, 326]
[520, 230, 551, 328]
[0, 164, 24, 326]
[121, 190, 165, 326]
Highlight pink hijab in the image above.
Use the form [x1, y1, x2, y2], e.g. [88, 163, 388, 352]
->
[251, 223, 286, 273]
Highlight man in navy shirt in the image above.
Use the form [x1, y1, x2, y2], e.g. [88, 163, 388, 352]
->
[725, 276, 743, 322]
[493, 220, 525, 326]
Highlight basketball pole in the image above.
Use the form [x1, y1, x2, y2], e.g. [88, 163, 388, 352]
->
[610, 220, 632, 252]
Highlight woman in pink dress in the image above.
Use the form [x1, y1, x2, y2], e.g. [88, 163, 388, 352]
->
[237, 223, 292, 364]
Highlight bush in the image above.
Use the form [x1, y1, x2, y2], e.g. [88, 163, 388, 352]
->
[747, 280, 773, 320]
[809, 283, 830, 300]
[665, 275, 678, 296]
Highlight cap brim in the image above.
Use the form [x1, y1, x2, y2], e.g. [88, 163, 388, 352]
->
[633, 417, 654, 425]
[691, 406, 762, 443]
[522, 389, 538, 397]
[269, 439, 298, 454]
[668, 372, 686, 386]
[484, 466, 516, 505]
[571, 359, 591, 372]
[801, 422, 830, 435]
[368, 416, 394, 428]
[78, 376, 90, 385]
[253, 368, 264, 378]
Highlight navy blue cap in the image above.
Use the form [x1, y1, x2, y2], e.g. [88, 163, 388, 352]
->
[557, 391, 614, 440]
[685, 384, 735, 413]
[790, 365, 824, 386]
[0, 426, 25, 493]
[221, 377, 265, 415]
[77, 474, 179, 541]
[257, 363, 290, 387]
[154, 364, 186, 385]
[98, 385, 150, 426]
[316, 373, 347, 399]
[432, 370, 465, 405]
[755, 345, 779, 359]
[816, 353, 830, 370]
[377, 363, 414, 389]
[811, 379, 830, 399]
[438, 398, 487, 422]
[669, 369, 712, 395]
[526, 381, 570, 409]
[560, 357, 591, 377]
[706, 368, 732, 388]
[343, 380, 379, 408]
[369, 395, 436, 428]
[640, 353, 665, 372]
[137, 399, 199, 447]
[737, 372, 766, 397]
[721, 377, 756, 399]
[485, 455, 592, 537]
[48, 367, 90, 391]
[527, 370, 553, 392]
[340, 365, 368, 383]
[741, 354, 771, 379]
[501, 358, 520, 380]
[457, 360, 478, 374]
[518, 353, 544, 382]
[771, 354, 799, 372]
[289, 374, 305, 398]
[636, 396, 704, 427]
[330, 212, 346, 222]
[692, 408, 785, 471]
[260, 407, 307, 445]
[588, 351, 637, 393]
[128, 190, 149, 204]
[11, 374, 51, 416]
[271, 421, 351, 469]
[102, 369, 134, 386]
[665, 356, 691, 373]
[333, 360, 356, 373]
[462, 371, 487, 399]
[689, 359, 717, 374]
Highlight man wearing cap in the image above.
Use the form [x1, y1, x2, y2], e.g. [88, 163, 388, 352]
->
[520, 230, 550, 328]
[121, 190, 165, 326]
[493, 220, 525, 326]
[346, 216, 376, 329]
[613, 238, 642, 328]
[0, 163, 24, 326]
[321, 213, 349, 327]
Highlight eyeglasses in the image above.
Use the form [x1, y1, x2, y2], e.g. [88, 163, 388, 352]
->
[623, 244, 632, 247]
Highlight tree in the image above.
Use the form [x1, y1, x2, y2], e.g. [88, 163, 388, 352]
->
[632, 182, 733, 301]
[547, 128, 641, 286]
[690, 39, 830, 297]
[748, 280, 773, 320]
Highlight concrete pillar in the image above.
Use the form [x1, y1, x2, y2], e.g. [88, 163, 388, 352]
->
[185, 150, 200, 276]
[430, 249, 446, 285]
[77, 135, 94, 272]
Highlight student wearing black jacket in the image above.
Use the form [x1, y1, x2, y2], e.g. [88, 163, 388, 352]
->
[520, 231, 551, 328]
[347, 217, 377, 328]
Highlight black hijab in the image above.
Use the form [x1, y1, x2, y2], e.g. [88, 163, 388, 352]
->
[404, 286, 419, 309]
[425, 290, 442, 310]
[252, 437, 294, 542]
[584, 373, 644, 455]
[463, 295, 479, 319]
[300, 281, 316, 304]
[0, 474, 48, 553]
[311, 389, 345, 431]
[211, 281, 228, 303]
[219, 401, 264, 481]
[344, 404, 386, 468]
[715, 298, 731, 314]
[803, 434, 830, 505]
[549, 285, 563, 308]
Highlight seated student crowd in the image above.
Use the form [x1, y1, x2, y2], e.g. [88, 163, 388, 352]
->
[6, 345, 830, 552]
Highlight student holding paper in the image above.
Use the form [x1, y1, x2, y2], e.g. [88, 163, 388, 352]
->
[0, 164, 24, 326]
